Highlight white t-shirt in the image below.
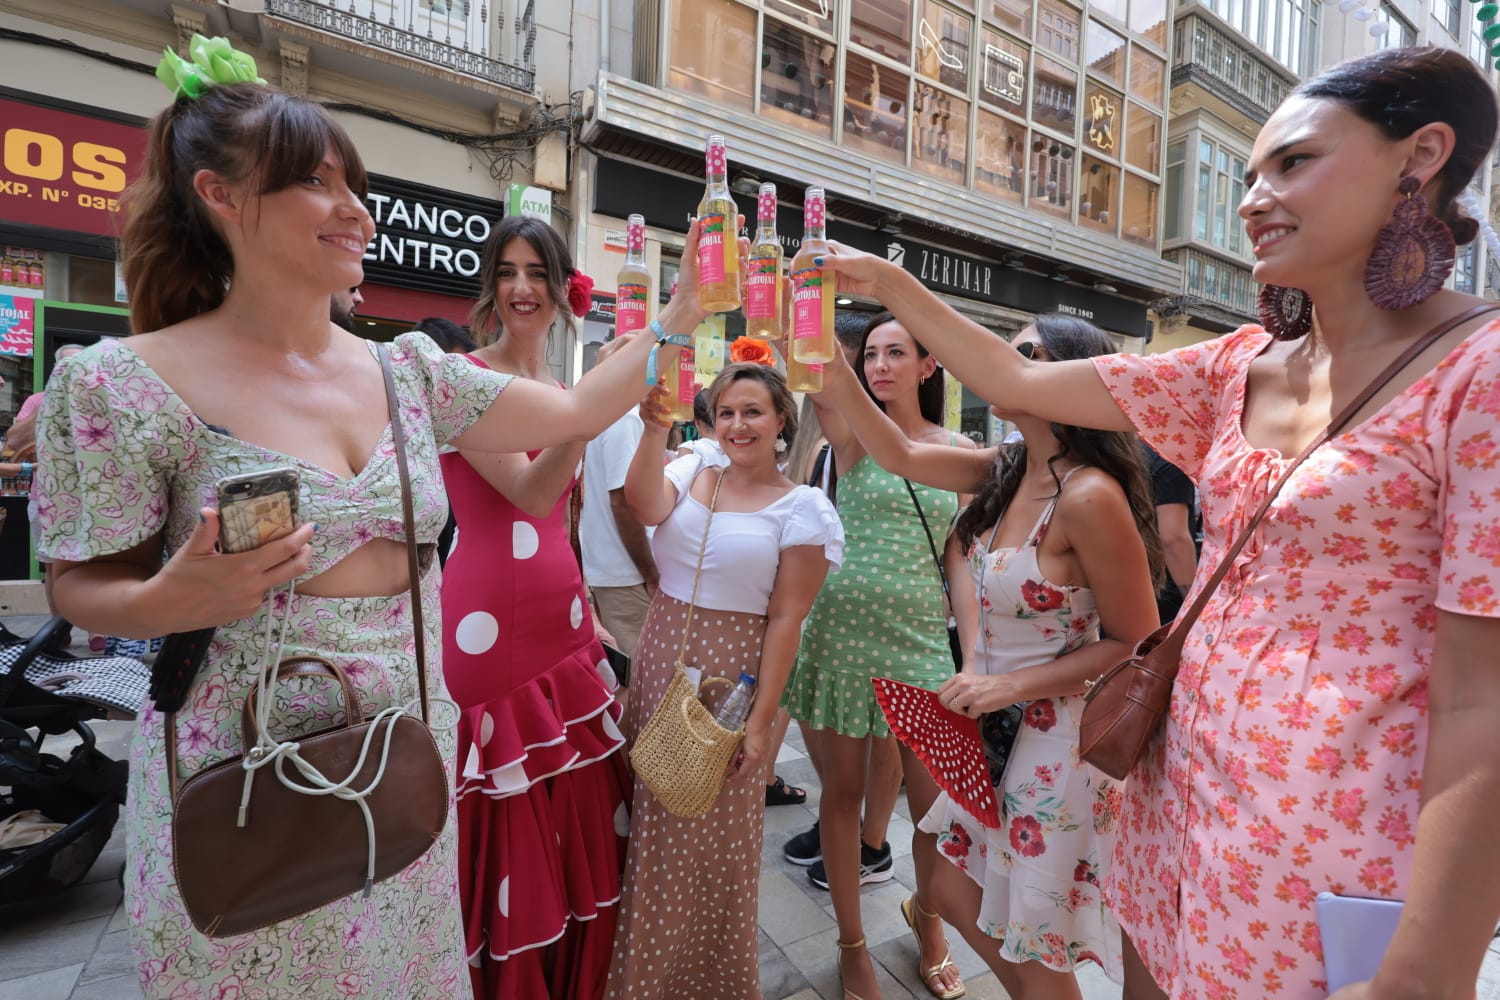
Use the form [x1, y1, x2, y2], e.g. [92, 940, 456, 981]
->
[652, 453, 844, 616]
[677, 437, 729, 467]
[581, 410, 653, 587]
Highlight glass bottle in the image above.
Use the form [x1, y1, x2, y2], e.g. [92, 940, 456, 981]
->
[659, 277, 697, 423]
[615, 214, 652, 337]
[790, 187, 836, 363]
[696, 135, 740, 313]
[744, 183, 782, 339]
[784, 349, 825, 393]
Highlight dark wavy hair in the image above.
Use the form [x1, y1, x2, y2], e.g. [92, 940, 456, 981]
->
[856, 312, 945, 426]
[122, 83, 367, 333]
[469, 215, 574, 345]
[1293, 46, 1497, 246]
[954, 314, 1164, 590]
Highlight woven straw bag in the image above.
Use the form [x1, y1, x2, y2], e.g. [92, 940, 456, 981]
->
[629, 470, 746, 818]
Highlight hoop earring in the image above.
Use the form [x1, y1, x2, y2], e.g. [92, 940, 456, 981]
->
[1365, 175, 1455, 311]
[1256, 284, 1313, 341]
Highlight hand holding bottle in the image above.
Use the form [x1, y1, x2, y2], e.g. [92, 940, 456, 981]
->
[809, 239, 895, 300]
[638, 380, 676, 429]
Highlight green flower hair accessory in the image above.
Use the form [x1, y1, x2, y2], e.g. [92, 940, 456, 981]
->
[156, 33, 264, 100]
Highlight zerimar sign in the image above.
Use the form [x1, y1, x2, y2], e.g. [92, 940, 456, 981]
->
[362, 174, 503, 298]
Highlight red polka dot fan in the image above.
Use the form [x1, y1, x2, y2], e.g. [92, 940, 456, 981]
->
[871, 677, 1001, 829]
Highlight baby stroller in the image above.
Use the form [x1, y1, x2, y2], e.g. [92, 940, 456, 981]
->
[0, 616, 149, 902]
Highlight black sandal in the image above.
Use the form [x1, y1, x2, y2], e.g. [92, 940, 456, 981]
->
[765, 775, 807, 806]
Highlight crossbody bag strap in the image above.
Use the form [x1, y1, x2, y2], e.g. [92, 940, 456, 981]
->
[672, 467, 726, 669]
[378, 344, 430, 724]
[904, 477, 952, 604]
[1160, 302, 1500, 658]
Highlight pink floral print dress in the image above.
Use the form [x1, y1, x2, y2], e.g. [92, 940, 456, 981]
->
[32, 333, 510, 1000]
[1090, 320, 1500, 999]
[918, 473, 1124, 982]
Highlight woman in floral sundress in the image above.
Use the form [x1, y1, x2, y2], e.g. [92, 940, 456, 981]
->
[33, 58, 710, 1000]
[811, 46, 1500, 1000]
[816, 314, 1162, 998]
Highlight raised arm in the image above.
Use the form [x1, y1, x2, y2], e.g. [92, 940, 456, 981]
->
[817, 244, 1133, 432]
[623, 387, 680, 527]
[819, 347, 994, 494]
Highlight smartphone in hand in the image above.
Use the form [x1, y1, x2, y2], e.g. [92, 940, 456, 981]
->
[215, 467, 301, 554]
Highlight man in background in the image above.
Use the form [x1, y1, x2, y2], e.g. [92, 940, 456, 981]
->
[580, 409, 658, 664]
[1146, 444, 1200, 625]
[330, 286, 363, 332]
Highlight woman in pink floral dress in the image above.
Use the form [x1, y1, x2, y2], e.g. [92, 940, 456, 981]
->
[33, 64, 707, 1000]
[813, 46, 1500, 1000]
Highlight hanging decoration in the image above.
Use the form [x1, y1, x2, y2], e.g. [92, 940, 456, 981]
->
[1324, 0, 1500, 68]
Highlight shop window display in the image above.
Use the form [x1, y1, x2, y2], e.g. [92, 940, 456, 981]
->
[669, 0, 756, 109]
[979, 28, 1027, 116]
[916, 1, 972, 92]
[844, 51, 910, 162]
[1031, 54, 1077, 136]
[1123, 102, 1161, 174]
[1029, 136, 1074, 220]
[761, 17, 835, 136]
[975, 110, 1026, 203]
[1122, 171, 1159, 248]
[913, 85, 969, 182]
[1085, 19, 1126, 84]
[1128, 45, 1165, 106]
[1079, 153, 1120, 235]
[851, 0, 913, 59]
[987, 0, 1032, 39]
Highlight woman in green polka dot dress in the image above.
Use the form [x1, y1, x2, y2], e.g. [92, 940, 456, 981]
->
[783, 313, 974, 1000]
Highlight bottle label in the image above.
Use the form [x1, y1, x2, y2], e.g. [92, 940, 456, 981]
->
[616, 282, 648, 335]
[792, 265, 824, 340]
[678, 348, 697, 405]
[698, 213, 727, 284]
[745, 256, 778, 319]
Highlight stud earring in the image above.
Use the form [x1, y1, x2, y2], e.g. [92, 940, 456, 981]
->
[1365, 175, 1455, 311]
[1256, 284, 1314, 341]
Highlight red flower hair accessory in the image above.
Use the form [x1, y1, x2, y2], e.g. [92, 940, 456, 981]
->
[566, 270, 594, 318]
[730, 337, 775, 367]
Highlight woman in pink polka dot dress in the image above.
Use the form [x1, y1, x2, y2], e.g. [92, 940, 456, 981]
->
[440, 216, 630, 1000]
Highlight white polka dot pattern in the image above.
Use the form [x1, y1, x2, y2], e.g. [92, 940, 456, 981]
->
[512, 521, 539, 559]
[454, 611, 499, 655]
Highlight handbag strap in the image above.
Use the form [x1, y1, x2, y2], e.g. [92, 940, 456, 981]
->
[1158, 302, 1500, 660]
[904, 477, 952, 605]
[672, 467, 726, 669]
[377, 344, 431, 724]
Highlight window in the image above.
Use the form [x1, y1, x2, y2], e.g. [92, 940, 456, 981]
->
[1128, 46, 1165, 106]
[1079, 154, 1120, 234]
[917, 1, 972, 92]
[1083, 81, 1122, 158]
[852, 0, 913, 58]
[987, 0, 1031, 39]
[843, 52, 910, 162]
[668, 0, 756, 109]
[1032, 54, 1077, 135]
[1192, 136, 1247, 256]
[761, 17, 835, 136]
[1122, 172, 1159, 248]
[1086, 19, 1126, 84]
[1455, 242, 1478, 294]
[1123, 102, 1161, 174]
[1164, 139, 1185, 240]
[769, 0, 834, 34]
[913, 85, 970, 181]
[1038, 0, 1080, 61]
[1373, 3, 1414, 50]
[1029, 136, 1074, 219]
[980, 28, 1028, 116]
[1442, 0, 1463, 39]
[1091, 0, 1127, 26]
[975, 110, 1026, 202]
[1130, 0, 1168, 48]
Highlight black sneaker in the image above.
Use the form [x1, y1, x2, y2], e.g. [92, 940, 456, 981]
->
[783, 821, 821, 866]
[807, 840, 895, 890]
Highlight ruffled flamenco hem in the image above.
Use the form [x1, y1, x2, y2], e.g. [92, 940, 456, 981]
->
[453, 646, 631, 1000]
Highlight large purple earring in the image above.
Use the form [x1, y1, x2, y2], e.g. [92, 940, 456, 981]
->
[1364, 175, 1455, 311]
[1257, 284, 1313, 341]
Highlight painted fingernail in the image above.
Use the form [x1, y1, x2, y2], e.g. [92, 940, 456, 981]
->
[813, 256, 825, 265]
[198, 512, 206, 524]
[310, 523, 318, 533]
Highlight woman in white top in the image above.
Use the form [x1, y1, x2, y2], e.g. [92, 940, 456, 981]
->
[606, 362, 844, 1000]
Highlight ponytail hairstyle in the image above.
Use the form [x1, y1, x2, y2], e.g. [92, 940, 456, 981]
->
[1293, 46, 1498, 246]
[469, 215, 575, 346]
[122, 83, 367, 333]
[953, 314, 1165, 590]
[855, 312, 946, 426]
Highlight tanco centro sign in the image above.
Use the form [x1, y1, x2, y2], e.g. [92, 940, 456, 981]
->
[361, 175, 503, 297]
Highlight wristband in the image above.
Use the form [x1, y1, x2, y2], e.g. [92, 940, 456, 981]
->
[19, 462, 32, 475]
[649, 319, 669, 344]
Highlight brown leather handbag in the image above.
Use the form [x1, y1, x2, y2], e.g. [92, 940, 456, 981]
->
[168, 345, 448, 937]
[1079, 304, 1500, 781]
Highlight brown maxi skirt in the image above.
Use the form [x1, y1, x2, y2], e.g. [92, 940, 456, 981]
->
[604, 594, 771, 1000]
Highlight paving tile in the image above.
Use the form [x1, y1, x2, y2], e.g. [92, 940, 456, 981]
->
[105, 902, 128, 934]
[758, 870, 837, 948]
[759, 928, 813, 999]
[0, 963, 82, 1000]
[67, 974, 145, 1000]
[0, 878, 121, 931]
[780, 924, 909, 1000]
[0, 913, 107, 981]
[78, 928, 133, 985]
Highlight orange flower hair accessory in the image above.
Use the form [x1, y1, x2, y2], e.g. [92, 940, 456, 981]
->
[730, 337, 775, 367]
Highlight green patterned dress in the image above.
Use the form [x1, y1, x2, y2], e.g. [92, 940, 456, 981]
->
[783, 453, 958, 738]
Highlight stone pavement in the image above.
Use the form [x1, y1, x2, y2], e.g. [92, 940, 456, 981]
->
[1, 631, 1498, 999]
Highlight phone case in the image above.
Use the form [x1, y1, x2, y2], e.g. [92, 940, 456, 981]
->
[215, 467, 301, 554]
[601, 642, 631, 688]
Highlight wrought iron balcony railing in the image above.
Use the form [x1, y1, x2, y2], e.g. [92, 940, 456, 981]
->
[265, 0, 534, 92]
[1166, 246, 1257, 320]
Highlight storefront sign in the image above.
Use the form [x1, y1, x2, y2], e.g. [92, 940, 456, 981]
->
[362, 175, 502, 298]
[0, 96, 146, 240]
[507, 183, 552, 224]
[593, 157, 1148, 337]
[0, 294, 36, 357]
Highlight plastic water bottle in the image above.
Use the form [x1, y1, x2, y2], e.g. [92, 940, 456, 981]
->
[712, 673, 757, 730]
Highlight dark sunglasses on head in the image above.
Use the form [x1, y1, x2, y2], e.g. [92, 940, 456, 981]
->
[1016, 341, 1044, 360]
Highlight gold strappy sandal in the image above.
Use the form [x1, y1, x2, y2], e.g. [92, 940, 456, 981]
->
[836, 937, 872, 1000]
[900, 894, 966, 999]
